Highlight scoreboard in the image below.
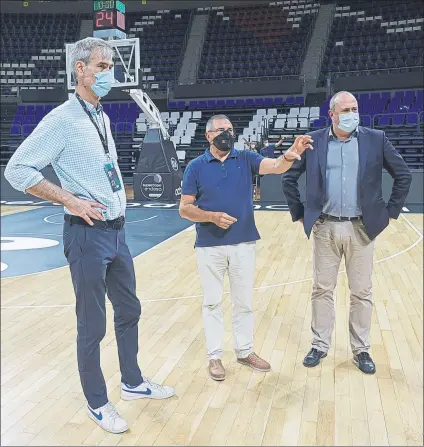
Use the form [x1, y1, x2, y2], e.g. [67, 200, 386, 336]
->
[93, 0, 126, 39]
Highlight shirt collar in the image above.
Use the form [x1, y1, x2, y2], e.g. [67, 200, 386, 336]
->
[73, 93, 103, 115]
[328, 125, 358, 141]
[205, 147, 237, 162]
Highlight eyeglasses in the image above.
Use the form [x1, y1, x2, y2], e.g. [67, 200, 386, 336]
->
[209, 128, 236, 136]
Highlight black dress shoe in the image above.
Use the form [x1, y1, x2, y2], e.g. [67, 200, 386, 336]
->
[303, 348, 327, 367]
[353, 352, 376, 374]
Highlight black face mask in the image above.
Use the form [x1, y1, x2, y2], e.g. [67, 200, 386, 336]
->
[212, 130, 235, 152]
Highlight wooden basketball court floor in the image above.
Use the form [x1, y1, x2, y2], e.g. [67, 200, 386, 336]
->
[1, 205, 423, 446]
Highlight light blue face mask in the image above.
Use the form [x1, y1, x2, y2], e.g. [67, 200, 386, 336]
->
[91, 71, 114, 98]
[337, 111, 360, 133]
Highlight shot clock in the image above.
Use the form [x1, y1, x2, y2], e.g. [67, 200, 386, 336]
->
[93, 0, 126, 39]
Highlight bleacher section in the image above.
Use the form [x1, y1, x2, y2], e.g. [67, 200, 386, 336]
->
[0, 9, 192, 96]
[0, 13, 87, 96]
[126, 9, 193, 91]
[319, 0, 424, 86]
[6, 90, 423, 175]
[197, 1, 319, 83]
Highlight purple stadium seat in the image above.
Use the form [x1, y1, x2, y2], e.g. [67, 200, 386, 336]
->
[116, 122, 125, 134]
[406, 114, 418, 126]
[392, 114, 405, 126]
[10, 125, 21, 135]
[125, 122, 133, 134]
[361, 115, 372, 127]
[378, 115, 391, 127]
[294, 96, 305, 106]
[22, 124, 35, 137]
[311, 118, 326, 128]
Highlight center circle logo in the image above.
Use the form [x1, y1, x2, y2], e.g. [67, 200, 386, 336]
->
[140, 174, 164, 199]
[170, 157, 179, 171]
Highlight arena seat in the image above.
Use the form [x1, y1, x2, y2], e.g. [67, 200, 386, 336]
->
[198, 1, 320, 83]
[318, 0, 424, 86]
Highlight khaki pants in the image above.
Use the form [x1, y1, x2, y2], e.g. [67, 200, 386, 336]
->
[311, 217, 374, 355]
[196, 242, 256, 360]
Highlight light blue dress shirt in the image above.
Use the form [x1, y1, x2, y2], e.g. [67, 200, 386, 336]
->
[322, 127, 362, 218]
[5, 94, 126, 220]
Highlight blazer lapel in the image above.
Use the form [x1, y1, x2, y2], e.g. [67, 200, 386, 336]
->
[357, 127, 368, 180]
[317, 127, 330, 182]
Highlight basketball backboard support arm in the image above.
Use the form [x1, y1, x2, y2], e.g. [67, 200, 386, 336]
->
[129, 89, 170, 139]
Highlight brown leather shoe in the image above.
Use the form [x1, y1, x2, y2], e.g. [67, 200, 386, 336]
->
[237, 352, 271, 372]
[208, 359, 226, 381]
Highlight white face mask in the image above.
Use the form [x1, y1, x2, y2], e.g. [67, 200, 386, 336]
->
[337, 112, 360, 132]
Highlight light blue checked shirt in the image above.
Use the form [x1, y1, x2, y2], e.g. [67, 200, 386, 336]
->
[5, 94, 126, 220]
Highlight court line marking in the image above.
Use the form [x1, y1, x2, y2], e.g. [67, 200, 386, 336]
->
[0, 223, 194, 281]
[1, 214, 422, 310]
[43, 213, 158, 225]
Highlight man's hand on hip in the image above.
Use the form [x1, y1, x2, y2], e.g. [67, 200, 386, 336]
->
[65, 197, 107, 226]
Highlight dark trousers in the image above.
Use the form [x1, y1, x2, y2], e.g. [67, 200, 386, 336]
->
[63, 221, 143, 409]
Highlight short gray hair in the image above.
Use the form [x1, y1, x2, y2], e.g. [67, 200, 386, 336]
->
[329, 91, 356, 111]
[68, 37, 114, 81]
[206, 114, 232, 132]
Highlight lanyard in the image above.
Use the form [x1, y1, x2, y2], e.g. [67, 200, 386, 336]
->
[75, 92, 109, 156]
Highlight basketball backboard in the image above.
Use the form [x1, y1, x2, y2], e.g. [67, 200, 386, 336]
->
[65, 37, 140, 90]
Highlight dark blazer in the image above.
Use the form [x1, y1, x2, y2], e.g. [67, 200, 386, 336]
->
[282, 126, 412, 240]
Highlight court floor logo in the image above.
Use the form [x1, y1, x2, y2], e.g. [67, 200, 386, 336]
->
[0, 236, 60, 274]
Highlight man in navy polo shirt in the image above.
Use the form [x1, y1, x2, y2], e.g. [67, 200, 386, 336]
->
[179, 114, 313, 381]
[260, 137, 285, 158]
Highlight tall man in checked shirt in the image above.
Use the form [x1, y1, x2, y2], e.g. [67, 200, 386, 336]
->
[282, 91, 412, 374]
[5, 37, 174, 434]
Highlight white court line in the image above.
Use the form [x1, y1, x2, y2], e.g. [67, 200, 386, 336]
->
[1, 214, 422, 310]
[43, 213, 158, 225]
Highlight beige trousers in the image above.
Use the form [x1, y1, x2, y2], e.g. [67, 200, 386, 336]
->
[311, 217, 375, 355]
[196, 242, 256, 360]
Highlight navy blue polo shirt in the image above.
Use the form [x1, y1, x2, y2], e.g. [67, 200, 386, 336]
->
[260, 144, 276, 158]
[181, 148, 264, 247]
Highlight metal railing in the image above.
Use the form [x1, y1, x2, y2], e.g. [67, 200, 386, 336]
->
[327, 66, 424, 89]
[175, 9, 195, 82]
[9, 111, 424, 142]
[198, 73, 305, 84]
[372, 112, 422, 133]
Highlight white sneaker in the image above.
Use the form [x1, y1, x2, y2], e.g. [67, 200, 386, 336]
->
[87, 402, 129, 434]
[121, 377, 175, 401]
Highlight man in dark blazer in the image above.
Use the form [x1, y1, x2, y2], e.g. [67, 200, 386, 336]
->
[282, 91, 412, 374]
